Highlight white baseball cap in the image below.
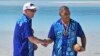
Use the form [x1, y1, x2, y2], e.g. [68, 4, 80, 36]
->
[23, 2, 36, 11]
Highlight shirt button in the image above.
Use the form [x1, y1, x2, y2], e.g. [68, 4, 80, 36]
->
[63, 52, 65, 55]
[63, 46, 66, 48]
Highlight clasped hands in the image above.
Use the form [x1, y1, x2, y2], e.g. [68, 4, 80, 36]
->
[40, 39, 50, 47]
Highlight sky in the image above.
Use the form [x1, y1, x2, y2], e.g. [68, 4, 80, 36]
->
[0, 0, 100, 1]
[0, 0, 100, 7]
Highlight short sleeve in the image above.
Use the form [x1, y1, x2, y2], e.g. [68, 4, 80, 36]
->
[24, 22, 33, 38]
[76, 23, 85, 37]
[48, 24, 56, 41]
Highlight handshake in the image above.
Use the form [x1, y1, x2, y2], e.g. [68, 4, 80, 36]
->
[39, 39, 52, 47]
[33, 37, 53, 50]
[33, 39, 50, 51]
[40, 39, 50, 47]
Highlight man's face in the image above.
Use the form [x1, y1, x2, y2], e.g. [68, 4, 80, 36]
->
[25, 9, 36, 19]
[60, 8, 70, 19]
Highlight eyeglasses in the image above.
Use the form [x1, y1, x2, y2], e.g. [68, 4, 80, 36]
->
[27, 9, 36, 12]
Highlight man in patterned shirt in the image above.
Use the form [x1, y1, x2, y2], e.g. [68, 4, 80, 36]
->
[42, 6, 86, 56]
[13, 2, 43, 56]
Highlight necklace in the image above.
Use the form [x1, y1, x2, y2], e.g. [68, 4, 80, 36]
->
[63, 24, 69, 36]
[61, 20, 70, 36]
[61, 19, 70, 36]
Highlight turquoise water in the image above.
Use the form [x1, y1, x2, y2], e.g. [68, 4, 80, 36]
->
[0, 6, 100, 32]
[0, 4, 100, 56]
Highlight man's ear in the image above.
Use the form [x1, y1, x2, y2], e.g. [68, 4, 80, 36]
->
[24, 10, 27, 14]
[59, 11, 61, 16]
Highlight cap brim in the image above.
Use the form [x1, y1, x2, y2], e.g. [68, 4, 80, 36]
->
[28, 6, 36, 10]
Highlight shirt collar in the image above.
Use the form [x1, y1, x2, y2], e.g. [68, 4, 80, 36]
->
[23, 14, 31, 21]
[60, 18, 72, 27]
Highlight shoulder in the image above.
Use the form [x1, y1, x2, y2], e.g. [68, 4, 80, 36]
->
[52, 19, 61, 26]
[17, 15, 28, 23]
[70, 19, 80, 26]
[71, 19, 79, 24]
[71, 19, 83, 31]
[16, 15, 28, 26]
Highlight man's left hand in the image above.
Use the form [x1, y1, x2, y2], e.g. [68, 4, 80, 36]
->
[34, 43, 38, 51]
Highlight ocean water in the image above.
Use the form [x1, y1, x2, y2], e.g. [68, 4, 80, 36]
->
[0, 4, 100, 56]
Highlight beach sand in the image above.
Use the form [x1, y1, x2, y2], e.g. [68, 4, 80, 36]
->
[0, 31, 100, 56]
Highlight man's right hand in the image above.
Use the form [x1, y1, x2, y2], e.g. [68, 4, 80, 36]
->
[41, 39, 49, 47]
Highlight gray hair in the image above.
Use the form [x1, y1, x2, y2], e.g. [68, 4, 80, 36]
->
[59, 6, 70, 16]
[59, 6, 69, 11]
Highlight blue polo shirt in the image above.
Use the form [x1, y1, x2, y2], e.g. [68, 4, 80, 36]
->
[13, 14, 34, 56]
[48, 19, 85, 56]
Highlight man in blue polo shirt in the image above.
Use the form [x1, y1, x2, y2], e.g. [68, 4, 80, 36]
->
[13, 2, 43, 56]
[42, 6, 86, 56]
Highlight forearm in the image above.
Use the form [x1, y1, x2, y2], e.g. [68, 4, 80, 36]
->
[74, 35, 86, 52]
[41, 38, 53, 47]
[28, 36, 42, 44]
[81, 35, 86, 49]
[46, 38, 53, 44]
